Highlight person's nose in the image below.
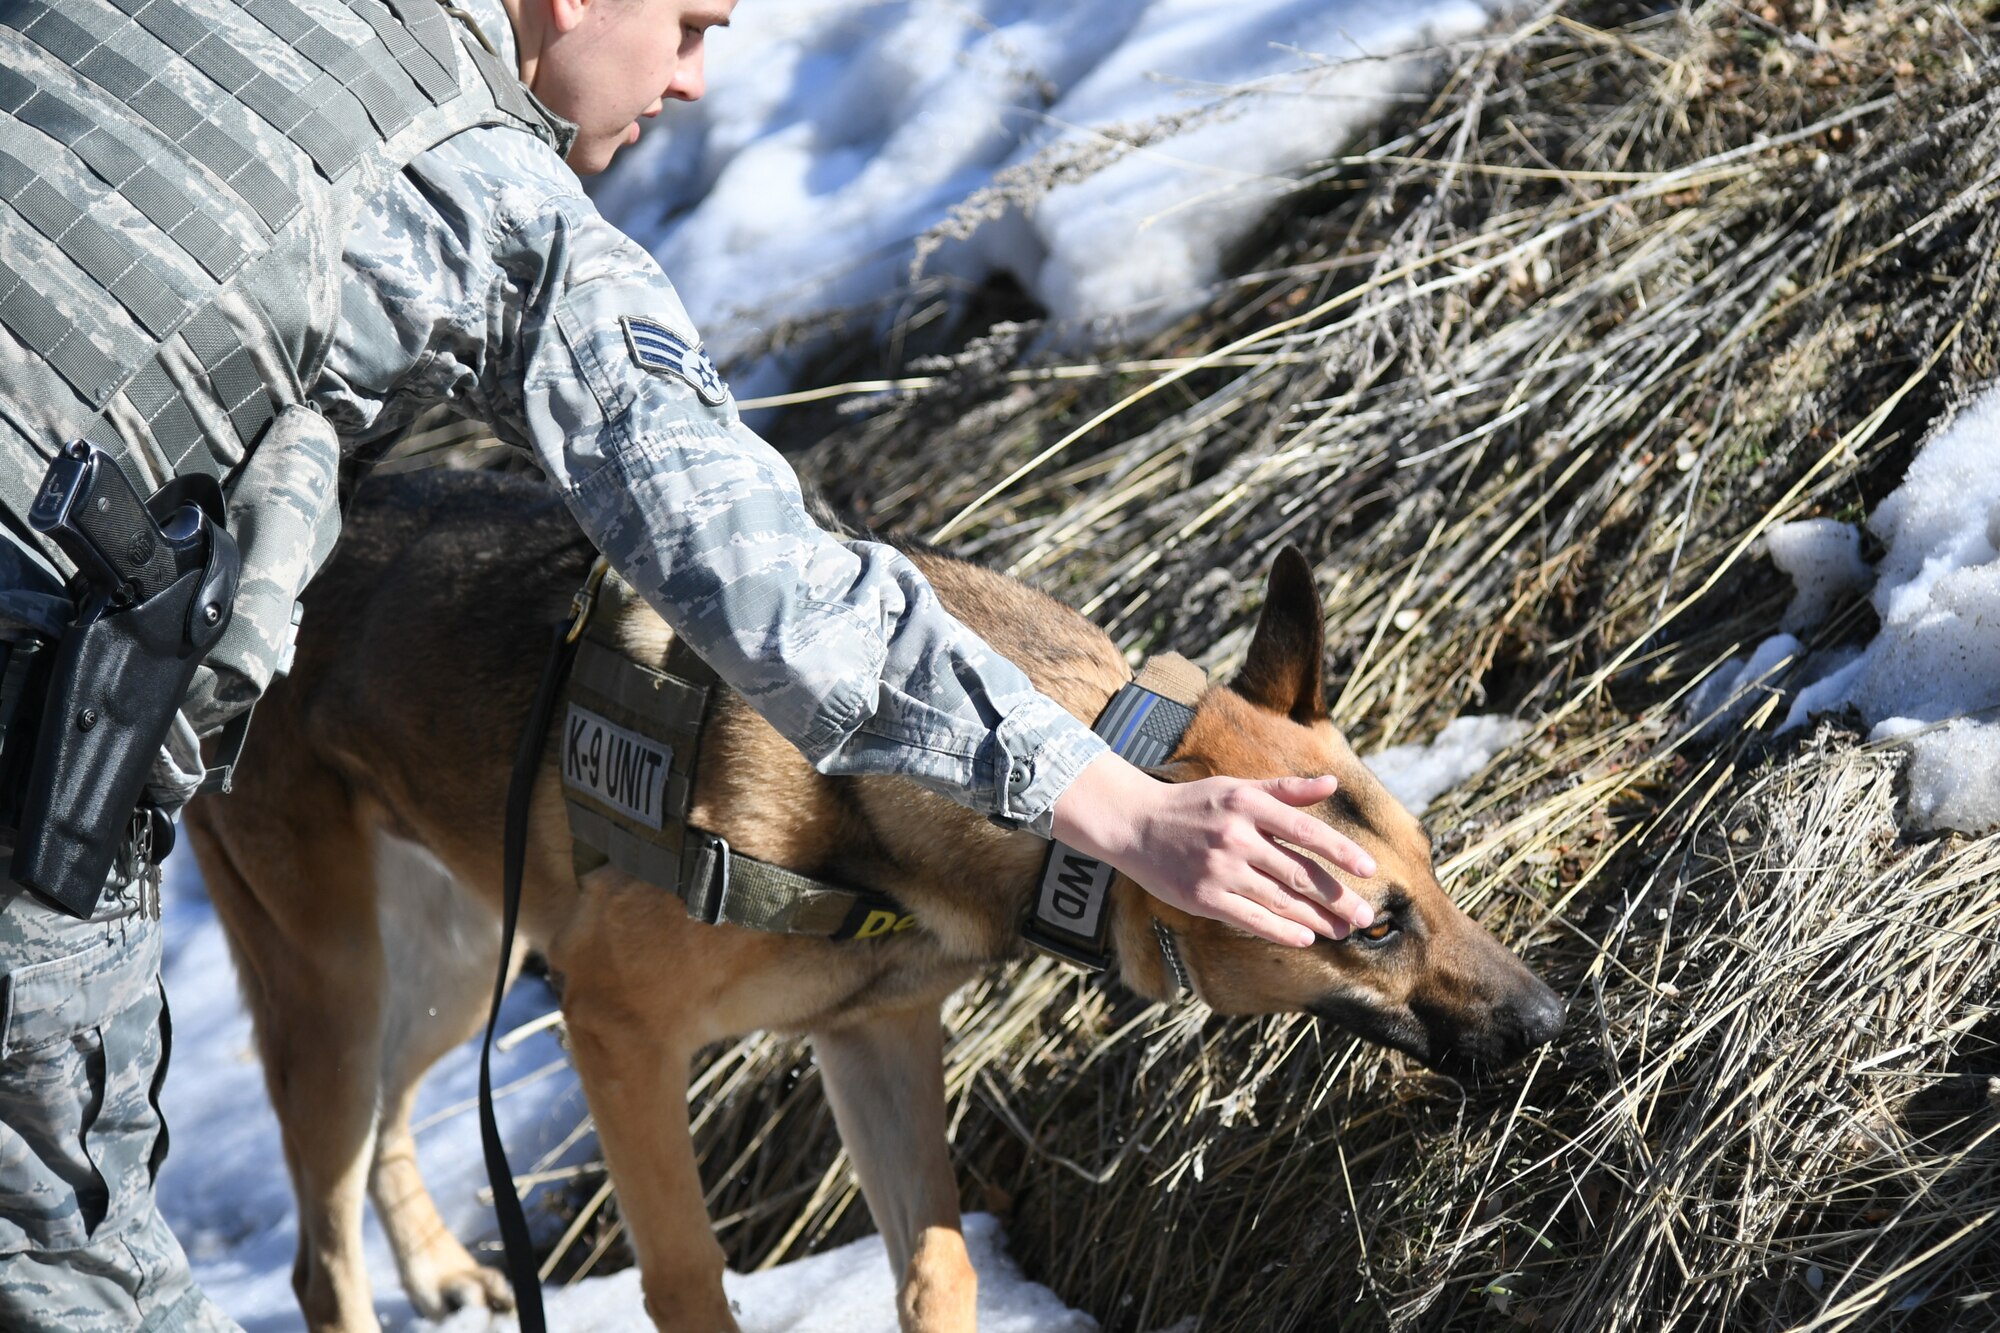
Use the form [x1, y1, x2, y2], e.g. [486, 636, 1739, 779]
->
[666, 48, 706, 101]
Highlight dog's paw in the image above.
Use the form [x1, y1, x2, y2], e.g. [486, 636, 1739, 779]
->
[899, 1226, 977, 1333]
[410, 1262, 515, 1319]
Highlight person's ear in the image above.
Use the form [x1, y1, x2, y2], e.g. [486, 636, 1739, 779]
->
[549, 0, 592, 36]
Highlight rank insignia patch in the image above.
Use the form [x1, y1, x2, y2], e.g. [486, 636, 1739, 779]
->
[622, 315, 729, 406]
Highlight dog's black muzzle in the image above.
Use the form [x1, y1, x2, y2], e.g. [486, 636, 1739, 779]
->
[1312, 976, 1565, 1076]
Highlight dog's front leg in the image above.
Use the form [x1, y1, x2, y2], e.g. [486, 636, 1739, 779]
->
[562, 1003, 736, 1332]
[814, 1006, 976, 1333]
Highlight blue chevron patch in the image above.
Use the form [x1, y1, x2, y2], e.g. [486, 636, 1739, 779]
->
[621, 315, 729, 406]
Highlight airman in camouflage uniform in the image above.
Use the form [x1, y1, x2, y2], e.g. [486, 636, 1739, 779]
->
[3, 0, 1379, 1325]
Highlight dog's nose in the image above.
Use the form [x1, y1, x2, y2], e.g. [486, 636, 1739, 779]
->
[1519, 981, 1565, 1050]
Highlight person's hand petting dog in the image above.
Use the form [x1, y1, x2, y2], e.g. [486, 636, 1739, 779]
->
[1051, 754, 1378, 947]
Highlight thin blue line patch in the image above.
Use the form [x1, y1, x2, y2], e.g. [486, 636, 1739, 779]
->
[621, 315, 729, 406]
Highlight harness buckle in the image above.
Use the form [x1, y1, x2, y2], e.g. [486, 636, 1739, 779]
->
[687, 831, 732, 926]
[563, 557, 612, 646]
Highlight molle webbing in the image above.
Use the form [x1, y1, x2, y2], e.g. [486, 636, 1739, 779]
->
[0, 0, 302, 229]
[0, 147, 189, 339]
[121, 361, 221, 478]
[453, 14, 561, 144]
[364, 0, 457, 96]
[243, 0, 441, 137]
[73, 314, 268, 483]
[180, 305, 276, 453]
[1023, 654, 1208, 970]
[0, 67, 248, 281]
[0, 0, 564, 588]
[103, 0, 376, 181]
[0, 256, 125, 406]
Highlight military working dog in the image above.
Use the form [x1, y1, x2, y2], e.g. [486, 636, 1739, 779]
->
[184, 467, 1562, 1333]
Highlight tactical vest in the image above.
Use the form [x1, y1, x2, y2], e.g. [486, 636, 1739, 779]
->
[0, 0, 565, 705]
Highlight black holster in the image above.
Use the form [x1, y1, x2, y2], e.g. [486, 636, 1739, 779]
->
[6, 522, 239, 918]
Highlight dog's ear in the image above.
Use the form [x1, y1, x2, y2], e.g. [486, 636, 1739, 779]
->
[1233, 546, 1328, 723]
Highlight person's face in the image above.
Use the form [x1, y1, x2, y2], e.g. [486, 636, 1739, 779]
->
[532, 0, 734, 175]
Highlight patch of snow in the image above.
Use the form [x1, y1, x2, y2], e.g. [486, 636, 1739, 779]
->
[1689, 386, 2000, 834]
[593, 0, 1503, 396]
[156, 853, 587, 1332]
[1764, 518, 1871, 632]
[426, 1213, 1096, 1333]
[1775, 643, 1864, 732]
[1365, 714, 1527, 813]
[1899, 718, 2000, 834]
[1686, 633, 1805, 736]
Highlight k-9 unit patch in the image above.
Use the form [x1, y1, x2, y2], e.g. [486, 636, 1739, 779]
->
[622, 315, 729, 406]
[562, 703, 673, 830]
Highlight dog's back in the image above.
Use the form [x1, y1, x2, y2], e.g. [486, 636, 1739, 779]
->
[296, 468, 596, 772]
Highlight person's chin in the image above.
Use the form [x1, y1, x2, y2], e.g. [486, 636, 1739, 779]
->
[576, 122, 645, 175]
[565, 136, 619, 176]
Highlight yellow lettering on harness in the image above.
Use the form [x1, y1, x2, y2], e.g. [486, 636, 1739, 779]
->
[854, 909, 919, 939]
[855, 909, 898, 939]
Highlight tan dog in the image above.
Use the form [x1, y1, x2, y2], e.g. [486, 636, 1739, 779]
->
[184, 468, 1561, 1333]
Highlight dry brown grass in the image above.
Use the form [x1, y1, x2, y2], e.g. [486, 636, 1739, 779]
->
[468, 1, 2000, 1327]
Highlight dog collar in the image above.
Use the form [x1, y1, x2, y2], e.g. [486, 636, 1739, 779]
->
[1023, 653, 1207, 974]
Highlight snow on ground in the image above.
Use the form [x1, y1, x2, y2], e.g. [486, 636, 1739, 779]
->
[1365, 715, 1528, 815]
[592, 0, 1502, 397]
[427, 1212, 1094, 1333]
[1688, 385, 2000, 833]
[156, 852, 588, 1332]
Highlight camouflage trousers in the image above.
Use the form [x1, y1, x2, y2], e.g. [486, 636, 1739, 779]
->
[0, 883, 240, 1331]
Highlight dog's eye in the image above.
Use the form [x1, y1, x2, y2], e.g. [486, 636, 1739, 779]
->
[1352, 917, 1399, 946]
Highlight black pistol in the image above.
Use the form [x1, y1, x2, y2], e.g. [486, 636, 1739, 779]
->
[14, 441, 240, 916]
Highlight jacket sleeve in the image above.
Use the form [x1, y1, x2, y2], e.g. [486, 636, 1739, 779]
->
[313, 126, 1106, 836]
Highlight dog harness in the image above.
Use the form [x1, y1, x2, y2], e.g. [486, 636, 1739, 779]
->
[553, 561, 1208, 981]
[558, 564, 921, 941]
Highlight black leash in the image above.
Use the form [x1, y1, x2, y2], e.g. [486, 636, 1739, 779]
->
[479, 560, 607, 1333]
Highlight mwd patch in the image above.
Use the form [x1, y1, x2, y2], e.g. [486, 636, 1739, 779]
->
[1023, 653, 1208, 969]
[621, 315, 729, 406]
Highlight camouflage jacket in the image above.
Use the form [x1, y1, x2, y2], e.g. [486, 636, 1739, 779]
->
[308, 0, 1107, 836]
